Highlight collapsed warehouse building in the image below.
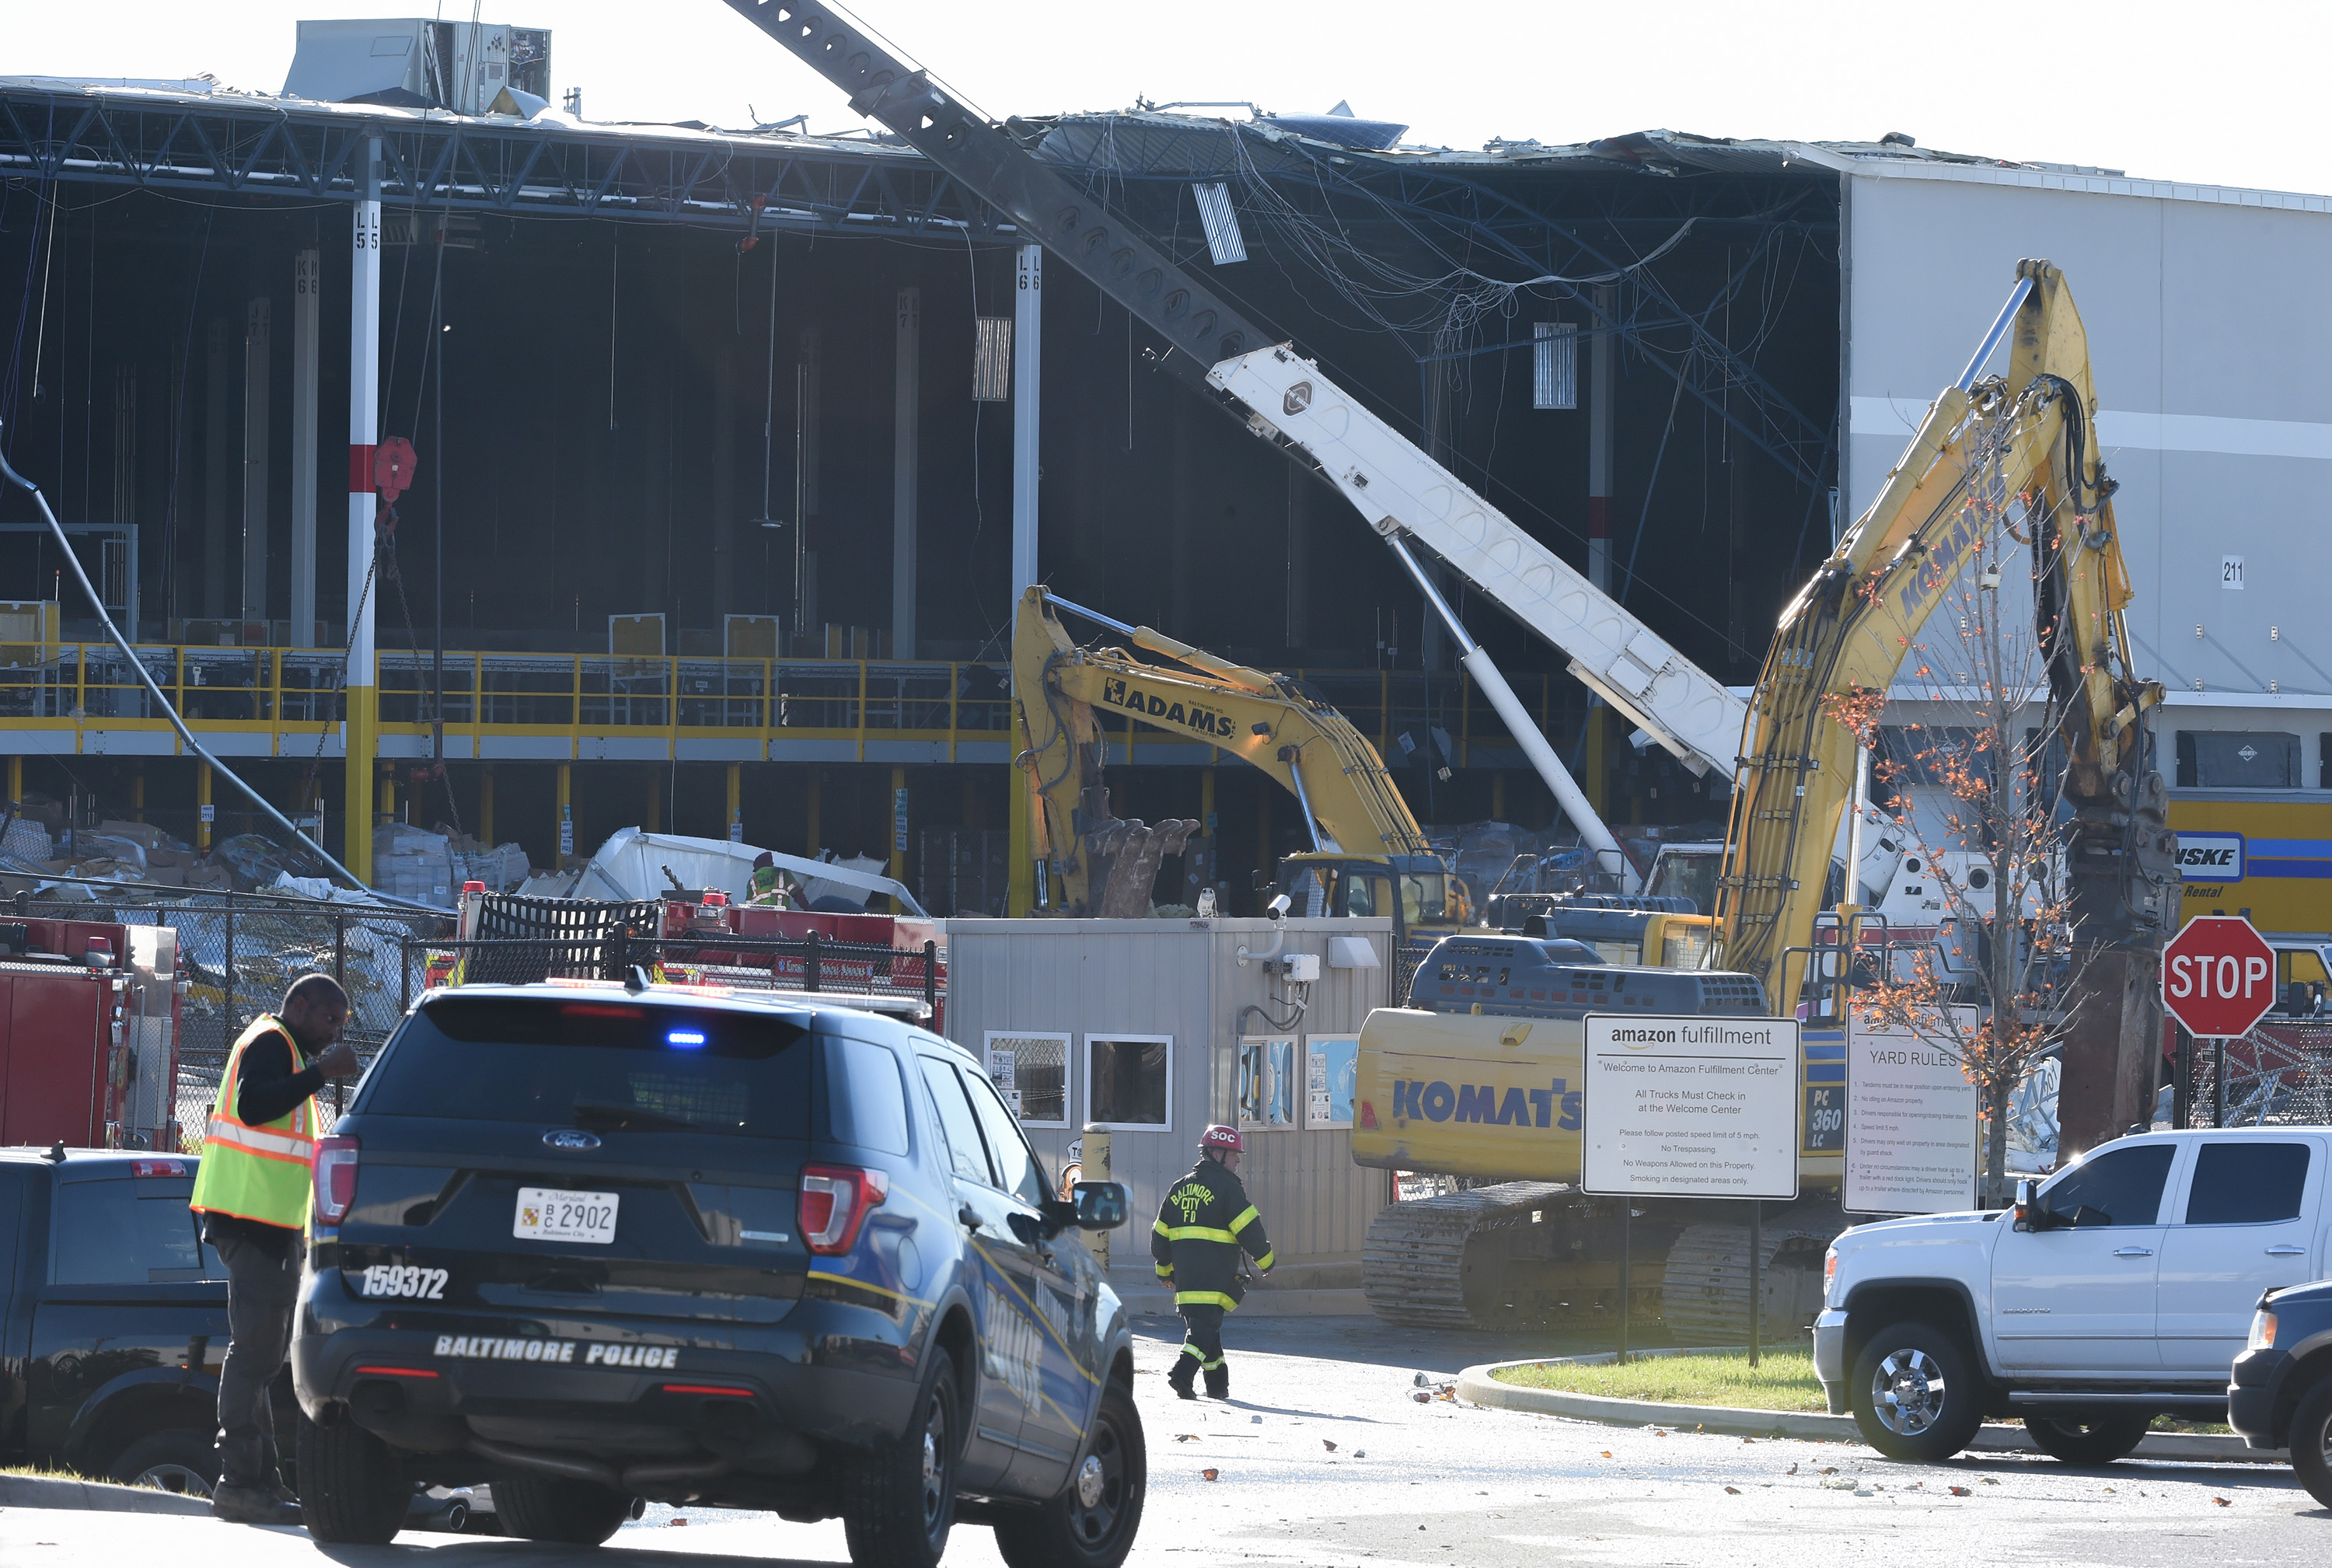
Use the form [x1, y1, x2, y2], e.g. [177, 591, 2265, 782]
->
[0, 20, 2323, 920]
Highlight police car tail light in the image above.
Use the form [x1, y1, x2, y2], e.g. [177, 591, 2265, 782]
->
[800, 1164, 888, 1255]
[314, 1136, 361, 1227]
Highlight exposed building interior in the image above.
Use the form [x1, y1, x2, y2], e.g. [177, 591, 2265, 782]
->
[0, 44, 1876, 910]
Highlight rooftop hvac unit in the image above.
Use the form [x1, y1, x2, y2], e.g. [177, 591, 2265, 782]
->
[284, 19, 552, 117]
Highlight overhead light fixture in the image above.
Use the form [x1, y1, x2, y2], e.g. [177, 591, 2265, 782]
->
[1534, 323, 1577, 410]
[1192, 183, 1248, 265]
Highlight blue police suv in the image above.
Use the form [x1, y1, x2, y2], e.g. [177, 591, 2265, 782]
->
[291, 982, 1142, 1568]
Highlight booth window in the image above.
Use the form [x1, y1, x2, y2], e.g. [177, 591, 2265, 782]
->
[1086, 1035, 1171, 1129]
[983, 1032, 1068, 1127]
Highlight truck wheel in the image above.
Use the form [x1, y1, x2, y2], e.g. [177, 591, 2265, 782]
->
[843, 1346, 961, 1568]
[1850, 1322, 1985, 1461]
[494, 1473, 633, 1545]
[2023, 1414, 2151, 1466]
[2291, 1379, 2332, 1510]
[994, 1379, 1147, 1568]
[296, 1414, 407, 1544]
[107, 1430, 218, 1497]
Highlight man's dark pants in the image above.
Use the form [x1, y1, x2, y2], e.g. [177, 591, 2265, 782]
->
[212, 1228, 304, 1489]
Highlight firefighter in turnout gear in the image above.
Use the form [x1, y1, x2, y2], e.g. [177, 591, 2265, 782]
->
[1154, 1124, 1273, 1399]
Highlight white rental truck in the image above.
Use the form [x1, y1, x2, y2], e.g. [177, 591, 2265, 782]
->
[1815, 1128, 2331, 1463]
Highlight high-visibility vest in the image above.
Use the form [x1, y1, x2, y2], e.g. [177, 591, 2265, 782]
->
[188, 1014, 317, 1230]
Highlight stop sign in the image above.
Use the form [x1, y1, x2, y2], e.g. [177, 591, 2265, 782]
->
[2162, 915, 2278, 1038]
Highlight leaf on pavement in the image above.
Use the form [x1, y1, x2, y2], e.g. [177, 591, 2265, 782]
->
[1323, 1440, 1338, 1451]
[1785, 1465, 1798, 1475]
[1949, 1486, 1971, 1496]
[2212, 1497, 2231, 1507]
[1174, 1434, 1199, 1442]
[1201, 1468, 1220, 1482]
[1723, 1486, 1741, 1495]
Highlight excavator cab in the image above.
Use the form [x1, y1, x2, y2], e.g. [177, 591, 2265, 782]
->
[1276, 852, 1464, 1001]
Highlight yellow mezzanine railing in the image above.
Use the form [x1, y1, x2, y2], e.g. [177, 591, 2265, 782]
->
[0, 644, 1587, 767]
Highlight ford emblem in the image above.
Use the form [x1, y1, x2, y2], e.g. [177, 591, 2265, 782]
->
[544, 1129, 601, 1151]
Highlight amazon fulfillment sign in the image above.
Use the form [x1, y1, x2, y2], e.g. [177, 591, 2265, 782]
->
[1581, 1015, 1800, 1200]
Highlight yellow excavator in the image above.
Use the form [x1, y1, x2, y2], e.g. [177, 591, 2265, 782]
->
[1352, 262, 2177, 1329]
[1011, 586, 1464, 948]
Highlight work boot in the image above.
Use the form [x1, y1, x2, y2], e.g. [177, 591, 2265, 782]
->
[1203, 1365, 1229, 1401]
[1167, 1357, 1199, 1401]
[256, 1434, 298, 1506]
[211, 1483, 305, 1527]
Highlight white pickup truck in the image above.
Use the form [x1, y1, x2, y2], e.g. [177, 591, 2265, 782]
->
[1814, 1128, 2330, 1463]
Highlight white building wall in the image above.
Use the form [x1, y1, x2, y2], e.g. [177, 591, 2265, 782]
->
[1845, 168, 2332, 705]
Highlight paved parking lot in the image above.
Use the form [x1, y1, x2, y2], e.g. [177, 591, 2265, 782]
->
[5, 1315, 2321, 1566]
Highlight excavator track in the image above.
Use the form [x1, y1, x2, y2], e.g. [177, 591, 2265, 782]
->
[1361, 1182, 1575, 1328]
[1658, 1204, 1843, 1345]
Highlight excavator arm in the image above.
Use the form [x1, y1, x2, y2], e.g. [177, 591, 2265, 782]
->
[1717, 263, 2171, 1058]
[1014, 588, 1429, 915]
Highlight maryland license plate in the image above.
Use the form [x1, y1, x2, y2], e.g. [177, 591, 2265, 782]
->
[513, 1187, 620, 1245]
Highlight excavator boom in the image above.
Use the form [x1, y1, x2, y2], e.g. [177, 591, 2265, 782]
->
[1716, 262, 2170, 1042]
[1014, 587, 1430, 915]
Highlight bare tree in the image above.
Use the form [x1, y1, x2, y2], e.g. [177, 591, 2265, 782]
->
[1825, 427, 2103, 1204]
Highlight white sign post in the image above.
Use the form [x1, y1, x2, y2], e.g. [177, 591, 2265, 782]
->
[1845, 1010, 1981, 1216]
[1581, 1014, 1800, 1364]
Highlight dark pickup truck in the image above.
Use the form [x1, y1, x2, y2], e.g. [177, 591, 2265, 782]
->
[0, 1145, 292, 1495]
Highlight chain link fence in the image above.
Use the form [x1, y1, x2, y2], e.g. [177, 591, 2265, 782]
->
[2184, 1021, 2332, 1129]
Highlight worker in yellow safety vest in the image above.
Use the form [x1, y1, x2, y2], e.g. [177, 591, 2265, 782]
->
[189, 973, 358, 1525]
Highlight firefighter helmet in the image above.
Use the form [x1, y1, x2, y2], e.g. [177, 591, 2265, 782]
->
[1200, 1123, 1244, 1155]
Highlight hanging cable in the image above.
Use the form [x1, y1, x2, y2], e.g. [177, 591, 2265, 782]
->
[0, 428, 434, 910]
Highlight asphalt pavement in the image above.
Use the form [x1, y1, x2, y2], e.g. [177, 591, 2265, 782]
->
[5, 1314, 2322, 1566]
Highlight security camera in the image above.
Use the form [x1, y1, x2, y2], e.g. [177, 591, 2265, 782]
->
[1267, 893, 1291, 920]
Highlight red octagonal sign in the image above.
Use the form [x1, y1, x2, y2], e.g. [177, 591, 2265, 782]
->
[2162, 915, 2278, 1039]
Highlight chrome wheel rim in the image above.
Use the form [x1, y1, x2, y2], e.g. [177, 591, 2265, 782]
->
[1870, 1347, 1946, 1437]
[1067, 1409, 1129, 1546]
[132, 1462, 213, 1498]
[919, 1391, 948, 1531]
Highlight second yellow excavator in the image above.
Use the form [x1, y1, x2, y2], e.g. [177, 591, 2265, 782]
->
[1011, 586, 1464, 954]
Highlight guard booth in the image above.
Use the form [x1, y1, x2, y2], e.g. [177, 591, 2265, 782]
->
[941, 917, 1394, 1300]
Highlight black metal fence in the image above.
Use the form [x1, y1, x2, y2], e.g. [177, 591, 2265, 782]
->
[399, 926, 944, 1018]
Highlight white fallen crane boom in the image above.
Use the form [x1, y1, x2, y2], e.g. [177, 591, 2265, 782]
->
[721, 0, 1747, 790]
[1214, 349, 1749, 777]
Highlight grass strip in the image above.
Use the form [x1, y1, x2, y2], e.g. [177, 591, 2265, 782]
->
[1489, 1350, 1828, 1413]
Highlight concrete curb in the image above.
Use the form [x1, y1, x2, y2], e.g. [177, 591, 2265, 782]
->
[1455, 1353, 2286, 1465]
[0, 1472, 215, 1515]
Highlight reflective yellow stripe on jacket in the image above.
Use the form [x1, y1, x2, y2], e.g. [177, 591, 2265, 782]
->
[188, 1015, 317, 1230]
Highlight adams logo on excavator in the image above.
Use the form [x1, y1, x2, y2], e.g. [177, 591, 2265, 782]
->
[1098, 676, 1239, 739]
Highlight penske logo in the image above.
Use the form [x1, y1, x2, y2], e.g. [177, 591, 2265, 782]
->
[1099, 677, 1238, 738]
[2176, 832, 2243, 883]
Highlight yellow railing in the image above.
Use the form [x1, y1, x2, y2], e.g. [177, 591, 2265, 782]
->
[0, 645, 1583, 765]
